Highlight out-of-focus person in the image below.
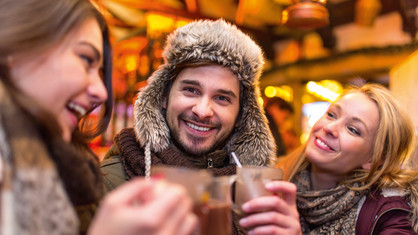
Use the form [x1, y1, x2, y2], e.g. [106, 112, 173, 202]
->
[264, 97, 300, 158]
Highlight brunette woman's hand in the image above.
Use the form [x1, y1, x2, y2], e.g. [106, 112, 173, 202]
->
[239, 181, 302, 235]
[88, 177, 198, 235]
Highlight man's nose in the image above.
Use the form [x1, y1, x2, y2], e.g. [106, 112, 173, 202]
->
[192, 97, 214, 119]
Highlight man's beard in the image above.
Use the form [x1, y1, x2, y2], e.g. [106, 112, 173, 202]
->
[170, 130, 231, 157]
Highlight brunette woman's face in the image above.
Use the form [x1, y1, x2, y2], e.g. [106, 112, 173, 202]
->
[305, 92, 379, 176]
[9, 19, 107, 142]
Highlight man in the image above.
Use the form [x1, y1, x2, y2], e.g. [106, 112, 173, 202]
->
[100, 19, 276, 233]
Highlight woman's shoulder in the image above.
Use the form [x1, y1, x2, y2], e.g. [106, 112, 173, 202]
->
[356, 188, 414, 234]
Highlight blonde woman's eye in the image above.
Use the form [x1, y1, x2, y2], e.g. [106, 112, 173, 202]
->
[348, 126, 360, 136]
[327, 112, 336, 119]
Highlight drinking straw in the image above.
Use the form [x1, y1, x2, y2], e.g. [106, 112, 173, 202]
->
[231, 152, 242, 168]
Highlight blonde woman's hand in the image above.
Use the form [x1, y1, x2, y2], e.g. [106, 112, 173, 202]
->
[88, 177, 198, 235]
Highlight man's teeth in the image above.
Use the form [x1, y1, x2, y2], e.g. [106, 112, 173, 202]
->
[68, 102, 87, 116]
[186, 122, 210, 132]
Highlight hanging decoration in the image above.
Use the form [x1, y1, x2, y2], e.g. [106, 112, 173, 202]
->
[281, 0, 329, 30]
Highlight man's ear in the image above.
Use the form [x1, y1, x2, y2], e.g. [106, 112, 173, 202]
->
[361, 158, 373, 170]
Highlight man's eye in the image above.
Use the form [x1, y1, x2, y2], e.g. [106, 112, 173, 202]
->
[184, 87, 198, 94]
[217, 96, 230, 102]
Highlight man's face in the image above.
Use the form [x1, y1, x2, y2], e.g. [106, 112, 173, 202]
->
[164, 64, 240, 156]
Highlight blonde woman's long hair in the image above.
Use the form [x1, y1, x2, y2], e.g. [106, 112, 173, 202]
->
[287, 83, 417, 190]
[281, 83, 417, 232]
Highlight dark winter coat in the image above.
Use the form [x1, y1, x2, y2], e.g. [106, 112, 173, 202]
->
[356, 189, 416, 235]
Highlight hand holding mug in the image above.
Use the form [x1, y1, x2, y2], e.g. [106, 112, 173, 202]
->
[232, 166, 283, 217]
[238, 181, 302, 235]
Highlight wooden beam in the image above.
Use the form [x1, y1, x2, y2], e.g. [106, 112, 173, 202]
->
[260, 43, 418, 88]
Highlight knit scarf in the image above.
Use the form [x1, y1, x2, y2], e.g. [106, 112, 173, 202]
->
[292, 170, 368, 235]
[113, 128, 237, 178]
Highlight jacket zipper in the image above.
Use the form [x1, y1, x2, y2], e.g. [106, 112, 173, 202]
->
[369, 208, 410, 234]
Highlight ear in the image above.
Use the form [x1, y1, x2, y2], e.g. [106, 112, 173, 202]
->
[361, 157, 373, 170]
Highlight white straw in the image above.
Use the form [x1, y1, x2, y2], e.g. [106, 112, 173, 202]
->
[231, 152, 242, 168]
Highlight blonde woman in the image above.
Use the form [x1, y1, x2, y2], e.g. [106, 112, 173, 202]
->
[239, 84, 417, 234]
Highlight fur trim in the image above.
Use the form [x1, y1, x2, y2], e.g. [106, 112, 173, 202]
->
[134, 19, 275, 166]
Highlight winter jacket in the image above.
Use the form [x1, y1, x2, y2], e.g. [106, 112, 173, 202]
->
[276, 148, 418, 234]
[356, 189, 415, 235]
[100, 128, 245, 234]
[101, 19, 276, 235]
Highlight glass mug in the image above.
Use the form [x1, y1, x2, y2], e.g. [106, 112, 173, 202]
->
[151, 166, 232, 235]
[232, 166, 283, 217]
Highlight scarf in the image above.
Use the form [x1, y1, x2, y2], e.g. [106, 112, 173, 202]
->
[0, 81, 102, 234]
[113, 128, 237, 178]
[292, 170, 368, 235]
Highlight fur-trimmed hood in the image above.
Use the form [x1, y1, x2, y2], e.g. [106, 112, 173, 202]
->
[133, 19, 275, 166]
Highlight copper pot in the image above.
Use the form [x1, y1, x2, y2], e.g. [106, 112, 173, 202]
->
[282, 0, 329, 29]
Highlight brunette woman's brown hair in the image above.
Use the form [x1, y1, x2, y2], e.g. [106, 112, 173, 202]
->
[0, 0, 113, 148]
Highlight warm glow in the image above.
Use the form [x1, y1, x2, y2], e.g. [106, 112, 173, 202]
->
[281, 9, 289, 24]
[265, 86, 277, 97]
[125, 54, 139, 72]
[175, 19, 190, 28]
[258, 97, 264, 107]
[306, 80, 342, 102]
[146, 13, 175, 38]
[184, 0, 198, 12]
[264, 86, 293, 101]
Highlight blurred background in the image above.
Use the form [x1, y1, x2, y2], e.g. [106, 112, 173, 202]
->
[88, 0, 418, 160]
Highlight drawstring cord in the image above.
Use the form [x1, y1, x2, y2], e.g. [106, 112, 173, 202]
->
[144, 143, 151, 180]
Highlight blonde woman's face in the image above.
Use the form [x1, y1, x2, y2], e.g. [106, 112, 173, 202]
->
[305, 92, 379, 176]
[9, 19, 107, 142]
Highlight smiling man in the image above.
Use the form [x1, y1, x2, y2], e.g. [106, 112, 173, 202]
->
[100, 19, 276, 233]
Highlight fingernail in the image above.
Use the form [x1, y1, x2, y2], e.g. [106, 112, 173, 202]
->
[151, 173, 165, 181]
[265, 181, 275, 188]
[242, 203, 250, 211]
[239, 218, 247, 226]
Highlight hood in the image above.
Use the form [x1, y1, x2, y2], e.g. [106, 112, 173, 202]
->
[133, 19, 275, 166]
